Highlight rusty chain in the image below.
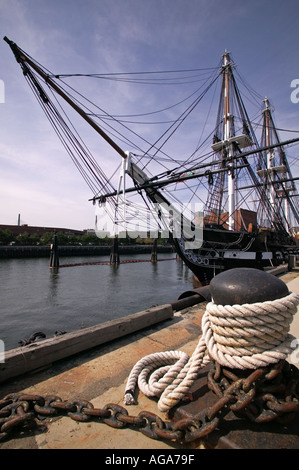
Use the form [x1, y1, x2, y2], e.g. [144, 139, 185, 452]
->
[0, 359, 298, 445]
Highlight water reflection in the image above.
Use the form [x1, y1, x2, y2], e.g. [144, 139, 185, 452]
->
[48, 269, 60, 302]
[1, 254, 194, 349]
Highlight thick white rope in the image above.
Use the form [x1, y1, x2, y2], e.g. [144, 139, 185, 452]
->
[124, 291, 299, 412]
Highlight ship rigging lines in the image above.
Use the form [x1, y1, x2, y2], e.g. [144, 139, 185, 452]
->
[5, 36, 299, 237]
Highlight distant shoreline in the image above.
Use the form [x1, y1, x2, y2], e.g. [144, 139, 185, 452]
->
[0, 244, 174, 259]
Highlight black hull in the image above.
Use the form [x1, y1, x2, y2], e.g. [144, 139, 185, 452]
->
[170, 226, 298, 285]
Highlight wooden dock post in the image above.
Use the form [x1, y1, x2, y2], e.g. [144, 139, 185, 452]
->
[151, 238, 158, 262]
[49, 232, 59, 269]
[110, 235, 120, 264]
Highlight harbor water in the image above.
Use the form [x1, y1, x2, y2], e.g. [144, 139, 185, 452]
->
[0, 254, 194, 351]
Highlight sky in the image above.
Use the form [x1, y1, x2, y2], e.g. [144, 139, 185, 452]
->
[0, 0, 299, 231]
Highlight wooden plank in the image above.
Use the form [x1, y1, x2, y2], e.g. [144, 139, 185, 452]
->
[0, 304, 173, 383]
[266, 265, 288, 276]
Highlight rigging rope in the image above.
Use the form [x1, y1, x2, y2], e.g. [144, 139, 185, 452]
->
[8, 38, 299, 234]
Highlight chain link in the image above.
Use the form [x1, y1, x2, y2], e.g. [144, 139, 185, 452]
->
[208, 359, 299, 425]
[0, 359, 298, 445]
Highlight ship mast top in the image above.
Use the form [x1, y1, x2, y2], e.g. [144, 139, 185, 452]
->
[210, 51, 254, 231]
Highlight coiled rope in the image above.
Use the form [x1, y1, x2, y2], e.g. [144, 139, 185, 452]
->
[124, 291, 299, 412]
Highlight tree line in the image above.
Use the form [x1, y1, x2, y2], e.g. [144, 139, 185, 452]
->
[0, 229, 168, 246]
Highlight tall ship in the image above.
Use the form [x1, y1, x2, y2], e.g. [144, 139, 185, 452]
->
[5, 37, 299, 284]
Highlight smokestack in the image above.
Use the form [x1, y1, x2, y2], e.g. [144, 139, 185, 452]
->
[18, 214, 20, 226]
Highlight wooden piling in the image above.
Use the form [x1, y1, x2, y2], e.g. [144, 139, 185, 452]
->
[110, 235, 120, 264]
[49, 232, 59, 269]
[151, 238, 158, 262]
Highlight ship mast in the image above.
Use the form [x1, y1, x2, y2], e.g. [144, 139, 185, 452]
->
[223, 52, 235, 230]
[263, 98, 275, 209]
[210, 51, 255, 231]
[258, 97, 299, 233]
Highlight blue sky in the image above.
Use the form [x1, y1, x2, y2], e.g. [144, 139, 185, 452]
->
[0, 0, 298, 230]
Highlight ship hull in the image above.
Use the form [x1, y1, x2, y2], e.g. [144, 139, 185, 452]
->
[170, 226, 298, 285]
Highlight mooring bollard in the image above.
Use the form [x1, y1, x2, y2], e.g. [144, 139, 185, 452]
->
[172, 267, 299, 448]
[204, 267, 298, 371]
[210, 267, 289, 305]
[124, 267, 299, 448]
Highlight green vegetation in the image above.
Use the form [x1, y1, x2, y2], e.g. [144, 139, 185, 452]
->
[0, 229, 169, 246]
